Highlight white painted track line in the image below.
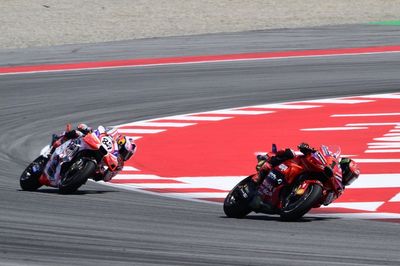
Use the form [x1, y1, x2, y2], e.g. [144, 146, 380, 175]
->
[250, 103, 321, 109]
[346, 122, 400, 126]
[301, 127, 368, 131]
[306, 99, 374, 104]
[121, 121, 196, 127]
[113, 174, 163, 180]
[204, 109, 275, 115]
[311, 212, 400, 219]
[365, 149, 400, 153]
[355, 159, 400, 163]
[389, 193, 400, 202]
[121, 166, 140, 171]
[332, 112, 400, 117]
[162, 192, 228, 199]
[122, 183, 215, 189]
[163, 115, 233, 121]
[322, 202, 384, 212]
[360, 93, 400, 99]
[351, 174, 400, 188]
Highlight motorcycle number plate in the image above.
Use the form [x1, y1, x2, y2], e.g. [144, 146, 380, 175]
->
[101, 136, 114, 152]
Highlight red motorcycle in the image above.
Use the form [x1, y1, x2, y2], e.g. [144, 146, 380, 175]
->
[223, 144, 345, 221]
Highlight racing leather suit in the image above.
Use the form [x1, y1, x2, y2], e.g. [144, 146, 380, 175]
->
[48, 124, 123, 182]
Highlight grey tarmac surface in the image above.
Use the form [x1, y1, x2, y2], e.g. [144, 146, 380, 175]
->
[1, 25, 400, 265]
[1, 24, 400, 66]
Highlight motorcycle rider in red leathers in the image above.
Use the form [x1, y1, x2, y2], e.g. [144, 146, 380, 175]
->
[37, 123, 136, 185]
[250, 142, 360, 213]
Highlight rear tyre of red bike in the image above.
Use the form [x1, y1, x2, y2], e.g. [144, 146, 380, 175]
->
[223, 176, 255, 218]
[280, 183, 322, 221]
[58, 159, 96, 194]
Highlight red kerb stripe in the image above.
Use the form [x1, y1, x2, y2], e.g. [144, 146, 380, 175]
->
[2, 45, 400, 74]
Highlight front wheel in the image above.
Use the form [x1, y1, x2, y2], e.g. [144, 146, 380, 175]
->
[280, 183, 323, 221]
[20, 156, 48, 191]
[223, 176, 256, 218]
[58, 159, 96, 194]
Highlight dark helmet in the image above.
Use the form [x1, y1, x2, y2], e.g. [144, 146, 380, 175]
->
[340, 158, 360, 186]
[117, 135, 136, 161]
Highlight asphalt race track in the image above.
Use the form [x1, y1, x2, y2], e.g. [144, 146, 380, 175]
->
[1, 25, 400, 265]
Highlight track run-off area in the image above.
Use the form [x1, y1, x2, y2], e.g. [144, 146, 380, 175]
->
[111, 93, 400, 221]
[1, 25, 400, 265]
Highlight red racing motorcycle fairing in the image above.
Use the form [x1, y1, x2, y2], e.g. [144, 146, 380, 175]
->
[224, 145, 346, 220]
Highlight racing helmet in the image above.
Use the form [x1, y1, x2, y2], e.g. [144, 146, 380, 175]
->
[77, 123, 92, 134]
[117, 135, 136, 161]
[339, 158, 360, 186]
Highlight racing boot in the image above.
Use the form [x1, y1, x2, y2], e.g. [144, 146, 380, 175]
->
[252, 158, 272, 184]
[249, 194, 275, 214]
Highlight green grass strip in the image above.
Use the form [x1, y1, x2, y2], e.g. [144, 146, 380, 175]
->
[369, 20, 400, 26]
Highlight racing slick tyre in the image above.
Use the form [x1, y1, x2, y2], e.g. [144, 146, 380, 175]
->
[20, 156, 48, 191]
[280, 183, 323, 221]
[58, 159, 96, 194]
[223, 176, 255, 218]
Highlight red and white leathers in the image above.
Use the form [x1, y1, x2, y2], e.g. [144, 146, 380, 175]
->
[42, 124, 134, 184]
[252, 144, 346, 201]
[252, 148, 296, 184]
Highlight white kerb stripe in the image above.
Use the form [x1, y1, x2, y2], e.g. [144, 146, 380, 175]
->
[204, 109, 275, 115]
[121, 183, 210, 189]
[384, 133, 400, 136]
[118, 128, 165, 134]
[332, 112, 400, 117]
[305, 99, 374, 104]
[162, 115, 232, 121]
[162, 192, 228, 199]
[390, 129, 400, 132]
[121, 121, 195, 127]
[360, 93, 400, 99]
[121, 166, 139, 171]
[365, 149, 400, 153]
[176, 176, 248, 190]
[346, 122, 400, 126]
[351, 174, 400, 188]
[311, 212, 400, 219]
[355, 159, 400, 163]
[369, 142, 400, 147]
[113, 173, 400, 189]
[322, 202, 384, 212]
[113, 174, 162, 180]
[301, 127, 368, 131]
[249, 103, 321, 109]
[389, 193, 400, 202]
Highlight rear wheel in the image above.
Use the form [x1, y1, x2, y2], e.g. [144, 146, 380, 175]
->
[223, 176, 255, 218]
[20, 156, 48, 191]
[280, 183, 323, 221]
[58, 159, 96, 194]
